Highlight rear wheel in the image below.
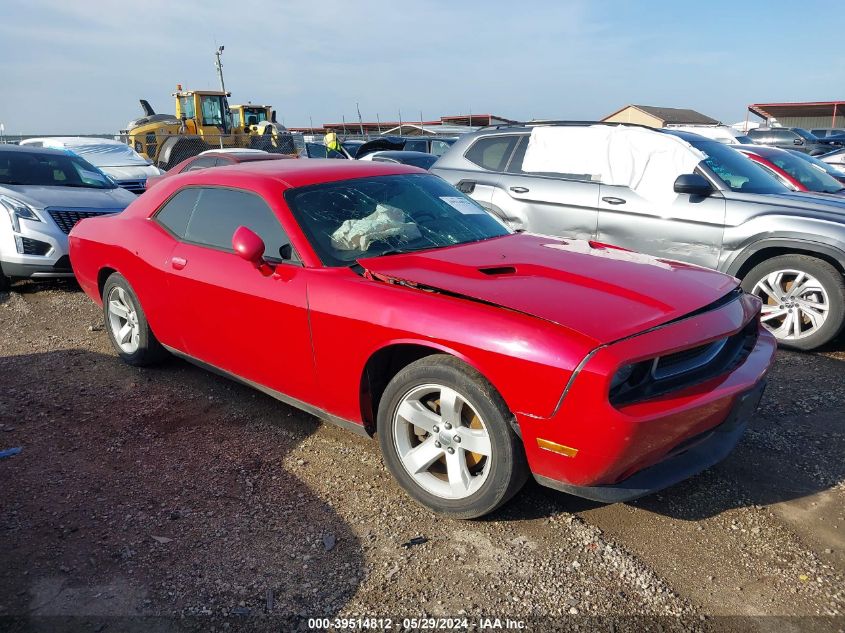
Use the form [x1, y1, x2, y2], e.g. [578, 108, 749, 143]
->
[377, 355, 528, 518]
[102, 272, 168, 366]
[0, 270, 10, 292]
[741, 254, 845, 350]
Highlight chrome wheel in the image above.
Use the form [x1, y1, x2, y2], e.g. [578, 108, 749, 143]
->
[752, 269, 830, 341]
[107, 286, 140, 354]
[392, 384, 492, 500]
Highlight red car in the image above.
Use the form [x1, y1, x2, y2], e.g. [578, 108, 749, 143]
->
[145, 150, 294, 189]
[68, 160, 775, 518]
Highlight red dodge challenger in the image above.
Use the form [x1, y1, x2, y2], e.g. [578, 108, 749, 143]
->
[68, 160, 776, 518]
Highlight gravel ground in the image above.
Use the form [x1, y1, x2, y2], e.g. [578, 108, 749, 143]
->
[0, 280, 843, 633]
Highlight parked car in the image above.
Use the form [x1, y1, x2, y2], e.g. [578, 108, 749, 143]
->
[746, 127, 835, 155]
[19, 137, 162, 194]
[432, 123, 845, 349]
[810, 128, 845, 138]
[301, 142, 348, 159]
[67, 160, 774, 517]
[146, 150, 293, 189]
[734, 145, 845, 196]
[818, 147, 845, 176]
[666, 125, 753, 145]
[359, 150, 439, 169]
[355, 136, 458, 159]
[0, 145, 137, 290]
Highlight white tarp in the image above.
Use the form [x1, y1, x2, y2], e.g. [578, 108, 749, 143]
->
[522, 125, 707, 205]
[331, 204, 421, 251]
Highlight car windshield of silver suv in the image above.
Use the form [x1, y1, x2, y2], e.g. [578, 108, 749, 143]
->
[0, 152, 116, 189]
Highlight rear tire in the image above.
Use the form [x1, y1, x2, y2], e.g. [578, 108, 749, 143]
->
[102, 272, 168, 366]
[377, 355, 528, 519]
[0, 270, 10, 292]
[741, 254, 845, 351]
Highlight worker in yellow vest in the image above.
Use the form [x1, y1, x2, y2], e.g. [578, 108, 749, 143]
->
[324, 130, 342, 154]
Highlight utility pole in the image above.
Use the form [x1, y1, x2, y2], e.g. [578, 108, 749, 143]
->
[214, 45, 226, 94]
[398, 109, 403, 135]
[356, 102, 365, 137]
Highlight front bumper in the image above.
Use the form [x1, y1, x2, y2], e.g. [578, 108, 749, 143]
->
[518, 291, 776, 501]
[534, 379, 766, 503]
[0, 216, 70, 279]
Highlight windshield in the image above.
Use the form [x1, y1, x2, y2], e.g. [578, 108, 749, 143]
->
[693, 141, 789, 194]
[0, 150, 116, 189]
[242, 108, 268, 125]
[67, 142, 150, 167]
[200, 95, 227, 127]
[783, 151, 845, 192]
[735, 135, 753, 144]
[284, 174, 510, 266]
[794, 128, 818, 141]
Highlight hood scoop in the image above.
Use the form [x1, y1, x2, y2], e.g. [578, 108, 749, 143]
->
[478, 265, 517, 276]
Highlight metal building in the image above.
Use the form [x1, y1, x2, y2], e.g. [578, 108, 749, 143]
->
[747, 101, 845, 130]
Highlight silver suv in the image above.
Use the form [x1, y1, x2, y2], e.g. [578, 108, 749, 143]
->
[0, 145, 137, 290]
[432, 123, 845, 350]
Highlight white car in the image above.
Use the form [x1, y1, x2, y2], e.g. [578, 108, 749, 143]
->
[19, 137, 162, 194]
[664, 125, 753, 145]
[819, 148, 845, 176]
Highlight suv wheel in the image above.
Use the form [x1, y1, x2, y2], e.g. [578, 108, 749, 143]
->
[741, 255, 845, 350]
[102, 272, 168, 366]
[377, 355, 528, 519]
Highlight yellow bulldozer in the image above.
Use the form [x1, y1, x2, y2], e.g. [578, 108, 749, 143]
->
[120, 86, 297, 170]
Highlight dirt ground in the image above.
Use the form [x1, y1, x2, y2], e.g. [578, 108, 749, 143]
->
[0, 280, 843, 633]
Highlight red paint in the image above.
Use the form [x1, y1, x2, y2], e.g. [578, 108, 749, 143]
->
[146, 151, 295, 189]
[69, 160, 774, 496]
[739, 150, 807, 191]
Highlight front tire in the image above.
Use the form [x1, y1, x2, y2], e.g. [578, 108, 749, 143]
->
[102, 272, 167, 366]
[741, 254, 845, 350]
[377, 355, 528, 519]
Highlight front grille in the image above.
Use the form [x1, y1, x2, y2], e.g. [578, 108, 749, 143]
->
[117, 179, 146, 194]
[611, 319, 759, 407]
[47, 209, 121, 234]
[20, 237, 51, 256]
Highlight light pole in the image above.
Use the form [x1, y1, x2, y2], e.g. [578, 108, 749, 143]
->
[214, 45, 226, 94]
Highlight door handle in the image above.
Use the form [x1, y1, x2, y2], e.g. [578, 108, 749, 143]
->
[171, 256, 187, 270]
[602, 196, 627, 205]
[509, 186, 529, 194]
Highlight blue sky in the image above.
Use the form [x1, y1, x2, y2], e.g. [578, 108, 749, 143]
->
[0, 0, 842, 134]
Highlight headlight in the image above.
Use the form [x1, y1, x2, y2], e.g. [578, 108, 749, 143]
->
[0, 195, 41, 233]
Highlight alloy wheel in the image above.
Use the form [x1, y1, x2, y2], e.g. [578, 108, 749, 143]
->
[107, 286, 141, 354]
[392, 383, 492, 500]
[751, 268, 830, 341]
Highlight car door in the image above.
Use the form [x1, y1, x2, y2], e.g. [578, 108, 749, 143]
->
[596, 176, 726, 269]
[155, 186, 316, 402]
[447, 135, 521, 213]
[490, 135, 600, 238]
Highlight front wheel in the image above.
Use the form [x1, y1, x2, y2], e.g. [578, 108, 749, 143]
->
[377, 355, 528, 519]
[741, 254, 845, 350]
[102, 272, 168, 366]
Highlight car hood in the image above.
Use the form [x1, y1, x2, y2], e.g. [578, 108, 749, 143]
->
[726, 190, 845, 218]
[358, 234, 739, 345]
[0, 184, 137, 210]
[355, 136, 406, 158]
[99, 165, 162, 181]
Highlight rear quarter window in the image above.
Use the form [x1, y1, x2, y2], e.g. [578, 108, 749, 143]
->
[154, 188, 201, 238]
[464, 136, 518, 172]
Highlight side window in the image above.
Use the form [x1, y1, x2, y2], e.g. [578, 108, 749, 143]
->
[773, 130, 794, 142]
[155, 188, 201, 238]
[464, 136, 518, 172]
[181, 156, 218, 172]
[404, 139, 427, 153]
[429, 140, 452, 157]
[183, 188, 295, 262]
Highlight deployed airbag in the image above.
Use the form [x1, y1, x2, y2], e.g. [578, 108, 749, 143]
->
[522, 125, 706, 204]
[331, 204, 421, 251]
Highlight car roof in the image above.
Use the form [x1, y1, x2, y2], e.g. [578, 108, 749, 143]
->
[176, 157, 422, 189]
[0, 144, 76, 157]
[21, 136, 124, 147]
[733, 144, 785, 156]
[199, 148, 267, 155]
[199, 151, 285, 162]
[371, 150, 436, 158]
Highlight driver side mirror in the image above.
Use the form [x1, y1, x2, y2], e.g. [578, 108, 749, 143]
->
[674, 173, 712, 196]
[233, 226, 274, 276]
[793, 137, 804, 146]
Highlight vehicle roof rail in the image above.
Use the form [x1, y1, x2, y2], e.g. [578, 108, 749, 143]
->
[473, 120, 660, 133]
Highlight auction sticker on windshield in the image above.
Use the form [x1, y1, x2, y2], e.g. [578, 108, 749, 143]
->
[440, 196, 485, 214]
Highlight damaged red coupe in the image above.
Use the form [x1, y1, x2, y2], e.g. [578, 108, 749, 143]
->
[69, 160, 775, 518]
